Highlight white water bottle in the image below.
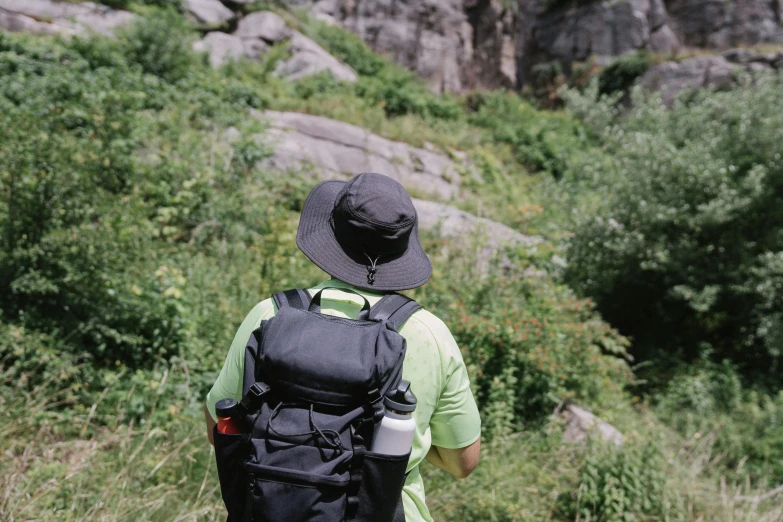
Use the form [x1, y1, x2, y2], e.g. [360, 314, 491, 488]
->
[371, 380, 417, 455]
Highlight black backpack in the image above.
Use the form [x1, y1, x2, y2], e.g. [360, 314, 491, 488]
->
[214, 287, 422, 522]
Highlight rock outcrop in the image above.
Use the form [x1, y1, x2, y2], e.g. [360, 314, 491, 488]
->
[184, 0, 235, 27]
[300, 0, 782, 93]
[666, 0, 783, 49]
[311, 0, 472, 93]
[253, 109, 539, 261]
[519, 0, 680, 82]
[0, 0, 135, 36]
[641, 55, 736, 105]
[560, 404, 623, 446]
[191, 11, 357, 82]
[0, 1, 356, 84]
[413, 198, 542, 264]
[256, 110, 463, 199]
[641, 50, 783, 105]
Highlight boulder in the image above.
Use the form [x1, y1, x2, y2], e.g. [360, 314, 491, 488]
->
[241, 37, 270, 60]
[275, 32, 358, 82]
[193, 32, 244, 68]
[413, 198, 542, 267]
[641, 55, 737, 106]
[184, 0, 234, 26]
[252, 109, 539, 261]
[648, 24, 680, 55]
[255, 110, 463, 200]
[234, 11, 290, 42]
[723, 48, 782, 65]
[0, 0, 92, 20]
[0, 8, 75, 36]
[666, 0, 783, 49]
[0, 0, 135, 36]
[560, 404, 623, 446]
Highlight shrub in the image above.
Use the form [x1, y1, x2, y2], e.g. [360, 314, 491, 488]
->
[562, 74, 783, 384]
[655, 360, 783, 485]
[466, 90, 590, 178]
[118, 9, 197, 82]
[598, 51, 653, 96]
[415, 240, 632, 438]
[558, 440, 674, 521]
[308, 22, 387, 77]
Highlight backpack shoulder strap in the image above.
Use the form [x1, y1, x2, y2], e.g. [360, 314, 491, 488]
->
[272, 288, 311, 311]
[368, 293, 422, 331]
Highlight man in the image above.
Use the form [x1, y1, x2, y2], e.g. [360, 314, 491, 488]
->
[205, 172, 481, 522]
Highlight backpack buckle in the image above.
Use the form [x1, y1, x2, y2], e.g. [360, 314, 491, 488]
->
[240, 382, 271, 413]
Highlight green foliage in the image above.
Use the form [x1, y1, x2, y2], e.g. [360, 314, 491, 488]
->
[598, 52, 653, 96]
[655, 360, 783, 485]
[466, 90, 590, 178]
[411, 240, 632, 438]
[559, 441, 674, 521]
[0, 25, 279, 374]
[562, 75, 783, 383]
[307, 22, 387, 77]
[118, 9, 197, 82]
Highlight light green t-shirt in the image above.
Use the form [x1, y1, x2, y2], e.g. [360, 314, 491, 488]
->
[207, 279, 481, 522]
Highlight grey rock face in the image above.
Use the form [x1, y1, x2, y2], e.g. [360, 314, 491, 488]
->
[234, 11, 290, 42]
[192, 32, 245, 68]
[666, 0, 783, 49]
[0, 0, 135, 36]
[256, 110, 462, 199]
[0, 7, 75, 35]
[311, 0, 472, 93]
[648, 24, 680, 55]
[275, 32, 358, 82]
[254, 109, 539, 262]
[522, 0, 678, 77]
[560, 404, 623, 446]
[189, 11, 357, 82]
[184, 0, 235, 26]
[641, 55, 737, 106]
[723, 48, 782, 65]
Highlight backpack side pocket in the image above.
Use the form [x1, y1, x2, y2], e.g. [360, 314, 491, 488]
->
[354, 451, 410, 522]
[214, 427, 248, 520]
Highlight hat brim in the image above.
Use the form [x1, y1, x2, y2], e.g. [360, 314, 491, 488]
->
[296, 180, 432, 291]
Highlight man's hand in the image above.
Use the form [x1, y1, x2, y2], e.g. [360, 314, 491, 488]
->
[425, 438, 481, 479]
[205, 405, 217, 445]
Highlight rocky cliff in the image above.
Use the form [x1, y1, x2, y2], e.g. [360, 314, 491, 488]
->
[304, 0, 783, 92]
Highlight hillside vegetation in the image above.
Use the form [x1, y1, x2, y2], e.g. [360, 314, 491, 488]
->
[2, 6, 783, 521]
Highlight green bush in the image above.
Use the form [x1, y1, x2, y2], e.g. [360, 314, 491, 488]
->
[117, 9, 197, 82]
[413, 240, 632, 438]
[562, 74, 783, 383]
[466, 90, 590, 178]
[558, 441, 674, 521]
[308, 22, 387, 77]
[598, 52, 653, 96]
[655, 360, 783, 485]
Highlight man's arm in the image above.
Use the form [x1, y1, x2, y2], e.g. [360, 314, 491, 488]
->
[426, 438, 481, 478]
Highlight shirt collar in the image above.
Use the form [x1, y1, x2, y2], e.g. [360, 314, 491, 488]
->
[311, 278, 386, 297]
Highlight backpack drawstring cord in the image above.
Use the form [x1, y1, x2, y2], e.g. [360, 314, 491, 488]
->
[365, 254, 379, 285]
[267, 402, 344, 454]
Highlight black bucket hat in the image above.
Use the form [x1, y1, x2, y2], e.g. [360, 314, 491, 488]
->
[297, 173, 432, 291]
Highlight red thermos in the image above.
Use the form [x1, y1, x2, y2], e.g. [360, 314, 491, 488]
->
[215, 398, 242, 435]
